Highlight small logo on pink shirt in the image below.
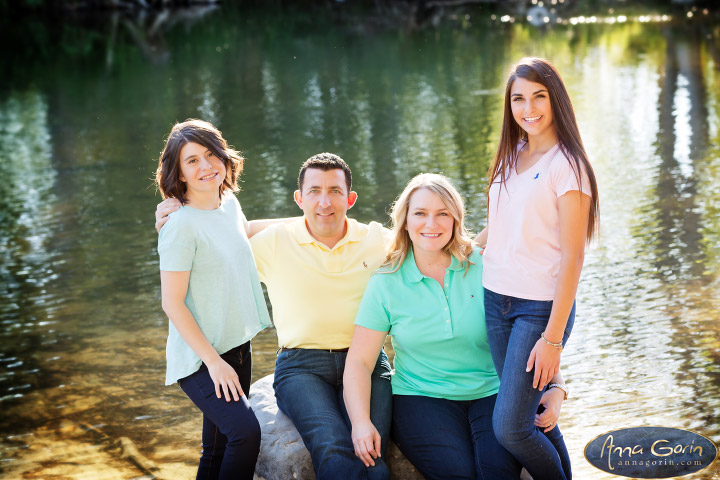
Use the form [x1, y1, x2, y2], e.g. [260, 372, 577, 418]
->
[533, 173, 540, 179]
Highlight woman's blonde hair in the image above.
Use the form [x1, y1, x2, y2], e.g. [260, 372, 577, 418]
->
[383, 173, 475, 273]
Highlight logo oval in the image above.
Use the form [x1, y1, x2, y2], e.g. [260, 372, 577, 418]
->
[585, 427, 718, 478]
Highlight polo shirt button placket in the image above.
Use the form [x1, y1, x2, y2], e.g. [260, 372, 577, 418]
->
[444, 274, 450, 326]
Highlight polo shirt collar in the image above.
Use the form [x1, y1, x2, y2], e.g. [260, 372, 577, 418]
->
[343, 218, 364, 242]
[291, 217, 362, 248]
[402, 247, 463, 283]
[290, 218, 316, 245]
[448, 253, 464, 272]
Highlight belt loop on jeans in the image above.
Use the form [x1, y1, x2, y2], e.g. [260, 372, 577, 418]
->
[278, 347, 350, 354]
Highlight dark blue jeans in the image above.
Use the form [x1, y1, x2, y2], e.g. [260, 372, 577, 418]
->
[391, 393, 521, 480]
[178, 342, 261, 480]
[273, 348, 393, 480]
[483, 288, 574, 480]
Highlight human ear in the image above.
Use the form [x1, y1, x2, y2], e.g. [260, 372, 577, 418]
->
[347, 191, 358, 209]
[293, 190, 303, 209]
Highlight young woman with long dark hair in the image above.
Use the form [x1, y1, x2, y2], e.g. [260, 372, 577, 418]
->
[479, 57, 599, 480]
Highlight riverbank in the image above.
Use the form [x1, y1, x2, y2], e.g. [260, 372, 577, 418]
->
[3, 424, 194, 479]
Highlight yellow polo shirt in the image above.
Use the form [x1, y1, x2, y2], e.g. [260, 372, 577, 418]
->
[250, 217, 388, 349]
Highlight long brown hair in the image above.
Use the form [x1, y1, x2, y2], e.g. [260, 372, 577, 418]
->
[383, 173, 474, 274]
[154, 119, 244, 204]
[488, 57, 599, 242]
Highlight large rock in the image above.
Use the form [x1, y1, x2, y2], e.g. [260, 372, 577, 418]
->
[248, 374, 422, 480]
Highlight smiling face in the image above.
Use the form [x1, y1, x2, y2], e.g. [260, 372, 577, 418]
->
[178, 141, 226, 203]
[510, 77, 555, 143]
[293, 168, 357, 246]
[405, 188, 455, 258]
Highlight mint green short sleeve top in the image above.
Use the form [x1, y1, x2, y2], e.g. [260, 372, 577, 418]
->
[355, 247, 499, 400]
[158, 195, 271, 385]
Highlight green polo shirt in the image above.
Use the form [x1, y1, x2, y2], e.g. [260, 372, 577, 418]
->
[354, 247, 499, 400]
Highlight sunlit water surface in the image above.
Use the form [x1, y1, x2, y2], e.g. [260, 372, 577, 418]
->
[1, 4, 719, 479]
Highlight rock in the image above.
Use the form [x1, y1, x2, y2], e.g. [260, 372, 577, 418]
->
[249, 374, 531, 480]
[249, 374, 314, 480]
[385, 442, 424, 480]
[248, 374, 422, 480]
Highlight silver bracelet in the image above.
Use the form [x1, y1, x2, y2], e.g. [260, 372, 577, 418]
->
[548, 383, 569, 400]
[540, 332, 563, 350]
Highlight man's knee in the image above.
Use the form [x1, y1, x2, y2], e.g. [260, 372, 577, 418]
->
[365, 459, 390, 480]
[314, 443, 385, 480]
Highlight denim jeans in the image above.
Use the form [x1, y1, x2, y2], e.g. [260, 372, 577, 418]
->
[178, 341, 261, 480]
[273, 348, 392, 480]
[483, 288, 574, 480]
[392, 393, 521, 480]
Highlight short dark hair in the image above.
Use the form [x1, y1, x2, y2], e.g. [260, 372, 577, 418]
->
[154, 119, 244, 204]
[297, 153, 352, 193]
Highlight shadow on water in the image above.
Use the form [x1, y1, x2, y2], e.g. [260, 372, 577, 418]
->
[0, 2, 719, 478]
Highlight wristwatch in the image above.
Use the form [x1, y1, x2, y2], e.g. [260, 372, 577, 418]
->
[547, 383, 569, 400]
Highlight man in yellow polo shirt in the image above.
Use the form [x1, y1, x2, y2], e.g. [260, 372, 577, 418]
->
[249, 154, 391, 480]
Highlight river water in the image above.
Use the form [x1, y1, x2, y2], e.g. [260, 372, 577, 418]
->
[0, 2, 719, 479]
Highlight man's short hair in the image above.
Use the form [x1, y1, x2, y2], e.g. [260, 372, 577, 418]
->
[297, 153, 352, 193]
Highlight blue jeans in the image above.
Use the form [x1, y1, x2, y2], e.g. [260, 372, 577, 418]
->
[273, 349, 392, 480]
[178, 342, 261, 480]
[483, 288, 574, 480]
[392, 393, 521, 480]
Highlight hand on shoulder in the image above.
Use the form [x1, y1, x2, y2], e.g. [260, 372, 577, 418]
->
[155, 198, 182, 233]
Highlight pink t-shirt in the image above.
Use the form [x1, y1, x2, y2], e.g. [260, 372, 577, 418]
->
[482, 143, 592, 300]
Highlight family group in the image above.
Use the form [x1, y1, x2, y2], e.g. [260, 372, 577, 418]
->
[152, 57, 599, 480]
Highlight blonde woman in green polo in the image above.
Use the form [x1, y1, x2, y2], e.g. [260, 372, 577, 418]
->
[343, 173, 567, 480]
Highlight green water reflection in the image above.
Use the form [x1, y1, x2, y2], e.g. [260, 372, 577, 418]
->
[1, 3, 719, 479]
